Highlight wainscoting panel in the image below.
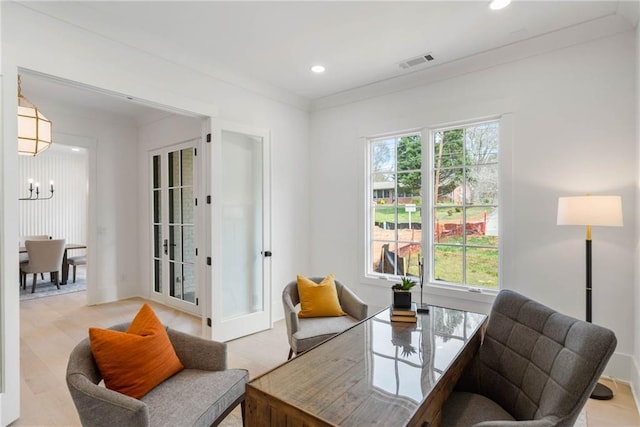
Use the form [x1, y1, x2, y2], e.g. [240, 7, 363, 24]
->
[18, 148, 88, 247]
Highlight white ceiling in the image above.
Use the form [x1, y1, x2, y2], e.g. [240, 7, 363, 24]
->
[15, 1, 639, 121]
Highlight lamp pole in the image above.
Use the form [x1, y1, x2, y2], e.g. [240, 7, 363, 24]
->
[557, 195, 623, 401]
[586, 225, 592, 323]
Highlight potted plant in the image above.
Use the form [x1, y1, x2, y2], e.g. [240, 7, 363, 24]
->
[392, 276, 415, 308]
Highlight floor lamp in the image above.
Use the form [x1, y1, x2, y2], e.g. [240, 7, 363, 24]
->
[557, 194, 623, 400]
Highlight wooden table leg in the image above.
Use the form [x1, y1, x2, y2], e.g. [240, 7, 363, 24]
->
[61, 249, 69, 285]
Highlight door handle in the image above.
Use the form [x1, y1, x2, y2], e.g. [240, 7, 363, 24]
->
[163, 239, 177, 255]
[262, 251, 272, 257]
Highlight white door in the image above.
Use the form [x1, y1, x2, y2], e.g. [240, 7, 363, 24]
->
[151, 140, 201, 315]
[210, 122, 271, 341]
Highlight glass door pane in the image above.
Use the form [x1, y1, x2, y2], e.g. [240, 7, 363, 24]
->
[152, 155, 163, 294]
[221, 130, 263, 319]
[168, 148, 196, 304]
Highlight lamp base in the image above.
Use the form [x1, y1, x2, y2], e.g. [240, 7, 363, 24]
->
[416, 303, 429, 314]
[590, 382, 614, 400]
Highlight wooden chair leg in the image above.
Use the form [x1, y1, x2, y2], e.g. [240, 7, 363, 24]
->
[31, 274, 37, 293]
[73, 265, 77, 283]
[55, 271, 60, 289]
[288, 348, 294, 360]
[241, 400, 246, 427]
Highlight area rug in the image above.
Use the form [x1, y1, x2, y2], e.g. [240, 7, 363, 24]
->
[19, 270, 86, 301]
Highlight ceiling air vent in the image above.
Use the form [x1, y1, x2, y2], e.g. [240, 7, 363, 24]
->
[399, 53, 435, 70]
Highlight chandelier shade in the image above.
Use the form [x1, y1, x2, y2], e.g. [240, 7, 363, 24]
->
[18, 76, 52, 156]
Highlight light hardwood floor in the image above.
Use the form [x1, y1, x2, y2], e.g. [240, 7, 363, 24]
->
[14, 291, 640, 426]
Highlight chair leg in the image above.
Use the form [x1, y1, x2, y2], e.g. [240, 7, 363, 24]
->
[73, 265, 77, 283]
[240, 400, 246, 427]
[288, 348, 294, 360]
[31, 274, 37, 293]
[55, 271, 60, 290]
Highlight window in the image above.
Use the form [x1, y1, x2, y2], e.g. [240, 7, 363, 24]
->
[368, 133, 423, 279]
[431, 121, 499, 289]
[366, 120, 499, 291]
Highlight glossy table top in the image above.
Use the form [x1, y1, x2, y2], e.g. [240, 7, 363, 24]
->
[249, 305, 487, 426]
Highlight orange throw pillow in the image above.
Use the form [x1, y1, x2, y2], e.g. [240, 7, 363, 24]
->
[297, 274, 346, 318]
[89, 303, 184, 399]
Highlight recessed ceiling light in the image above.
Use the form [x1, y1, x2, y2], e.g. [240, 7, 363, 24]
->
[311, 65, 325, 74]
[489, 0, 511, 10]
[71, 147, 81, 152]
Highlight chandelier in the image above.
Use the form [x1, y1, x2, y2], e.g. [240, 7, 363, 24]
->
[18, 75, 52, 156]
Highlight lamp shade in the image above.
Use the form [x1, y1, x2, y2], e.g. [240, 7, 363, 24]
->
[557, 195, 623, 227]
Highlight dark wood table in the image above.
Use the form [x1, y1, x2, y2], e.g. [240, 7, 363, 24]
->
[246, 305, 487, 427]
[20, 243, 86, 285]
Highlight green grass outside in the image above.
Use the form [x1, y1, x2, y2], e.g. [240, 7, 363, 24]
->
[433, 244, 498, 288]
[375, 206, 494, 223]
[373, 206, 498, 288]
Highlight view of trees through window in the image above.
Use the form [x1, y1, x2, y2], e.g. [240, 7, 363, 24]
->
[368, 120, 499, 290]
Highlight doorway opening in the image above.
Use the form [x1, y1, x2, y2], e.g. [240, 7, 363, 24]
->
[18, 141, 89, 300]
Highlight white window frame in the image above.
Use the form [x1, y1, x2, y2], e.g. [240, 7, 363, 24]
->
[363, 114, 513, 302]
[426, 119, 500, 292]
[365, 130, 424, 282]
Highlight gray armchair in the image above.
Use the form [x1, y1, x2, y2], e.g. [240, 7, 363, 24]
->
[66, 323, 248, 427]
[283, 277, 368, 360]
[441, 289, 617, 427]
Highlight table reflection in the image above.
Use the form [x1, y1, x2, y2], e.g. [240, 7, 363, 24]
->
[370, 307, 484, 406]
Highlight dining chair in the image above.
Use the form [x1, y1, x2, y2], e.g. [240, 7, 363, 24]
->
[19, 235, 50, 284]
[67, 255, 87, 283]
[20, 239, 66, 293]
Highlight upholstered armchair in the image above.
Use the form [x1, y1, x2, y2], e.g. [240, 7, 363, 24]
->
[441, 289, 617, 427]
[282, 277, 368, 359]
[66, 323, 248, 427]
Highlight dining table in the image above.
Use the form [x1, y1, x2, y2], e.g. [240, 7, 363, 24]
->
[19, 243, 87, 285]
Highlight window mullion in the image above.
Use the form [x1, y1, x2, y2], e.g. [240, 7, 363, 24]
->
[462, 127, 467, 286]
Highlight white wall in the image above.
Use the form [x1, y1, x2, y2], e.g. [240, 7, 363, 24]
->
[635, 18, 640, 404]
[1, 3, 310, 423]
[27, 103, 140, 304]
[310, 32, 637, 381]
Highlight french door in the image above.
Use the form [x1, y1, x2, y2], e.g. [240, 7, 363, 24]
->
[210, 122, 271, 341]
[151, 140, 200, 315]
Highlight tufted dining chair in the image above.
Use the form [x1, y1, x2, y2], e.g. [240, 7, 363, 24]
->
[20, 239, 65, 293]
[441, 289, 617, 427]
